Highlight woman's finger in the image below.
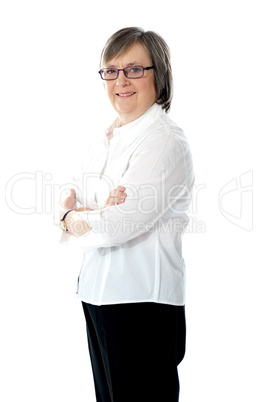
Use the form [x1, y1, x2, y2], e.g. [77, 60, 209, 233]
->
[109, 187, 125, 198]
[104, 187, 127, 207]
[109, 191, 127, 202]
[105, 196, 126, 206]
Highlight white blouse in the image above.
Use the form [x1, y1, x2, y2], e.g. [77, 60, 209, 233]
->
[62, 103, 195, 306]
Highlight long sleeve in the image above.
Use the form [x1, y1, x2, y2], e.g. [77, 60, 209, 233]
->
[64, 104, 195, 306]
[75, 125, 194, 252]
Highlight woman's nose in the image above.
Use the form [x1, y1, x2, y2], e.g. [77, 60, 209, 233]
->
[116, 70, 129, 86]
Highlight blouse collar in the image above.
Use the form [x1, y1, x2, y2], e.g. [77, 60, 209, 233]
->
[105, 103, 165, 148]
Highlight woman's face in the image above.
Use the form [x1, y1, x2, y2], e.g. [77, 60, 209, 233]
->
[104, 43, 157, 126]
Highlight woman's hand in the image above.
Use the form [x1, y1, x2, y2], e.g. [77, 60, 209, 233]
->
[58, 186, 127, 237]
[59, 189, 77, 221]
[104, 186, 127, 207]
[59, 189, 89, 236]
[60, 186, 127, 217]
[62, 189, 76, 211]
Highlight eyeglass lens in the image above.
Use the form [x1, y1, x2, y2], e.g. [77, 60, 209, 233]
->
[101, 66, 144, 80]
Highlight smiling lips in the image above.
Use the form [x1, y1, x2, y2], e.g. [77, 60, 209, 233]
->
[116, 92, 136, 97]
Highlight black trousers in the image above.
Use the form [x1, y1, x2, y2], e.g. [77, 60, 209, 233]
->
[82, 302, 186, 402]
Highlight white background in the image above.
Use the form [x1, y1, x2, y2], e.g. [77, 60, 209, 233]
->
[1, 1, 257, 401]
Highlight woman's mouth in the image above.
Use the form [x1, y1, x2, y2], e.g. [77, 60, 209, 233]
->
[116, 92, 136, 97]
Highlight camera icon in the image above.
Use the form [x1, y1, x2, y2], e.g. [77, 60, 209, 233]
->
[219, 170, 253, 231]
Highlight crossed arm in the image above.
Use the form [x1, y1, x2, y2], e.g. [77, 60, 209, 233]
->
[59, 186, 127, 237]
[58, 132, 194, 248]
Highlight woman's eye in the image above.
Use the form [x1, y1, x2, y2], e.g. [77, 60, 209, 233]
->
[130, 67, 140, 73]
[106, 69, 116, 74]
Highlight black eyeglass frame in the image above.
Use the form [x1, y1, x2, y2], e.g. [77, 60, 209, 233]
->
[98, 65, 154, 80]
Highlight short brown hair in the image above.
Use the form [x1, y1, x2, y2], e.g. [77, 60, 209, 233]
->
[100, 27, 173, 113]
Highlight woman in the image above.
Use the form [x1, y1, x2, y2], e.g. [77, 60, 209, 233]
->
[59, 27, 194, 402]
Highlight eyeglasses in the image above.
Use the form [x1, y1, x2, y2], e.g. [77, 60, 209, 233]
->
[98, 65, 154, 80]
